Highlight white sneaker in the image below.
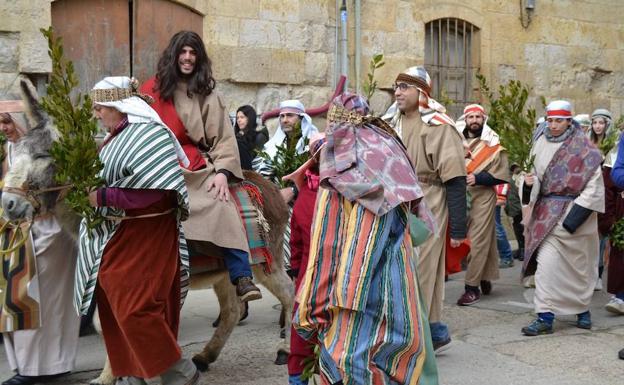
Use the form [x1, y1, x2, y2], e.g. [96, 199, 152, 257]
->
[605, 297, 624, 315]
[594, 277, 603, 291]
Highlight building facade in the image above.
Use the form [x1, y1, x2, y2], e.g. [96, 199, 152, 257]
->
[1, 0, 623, 120]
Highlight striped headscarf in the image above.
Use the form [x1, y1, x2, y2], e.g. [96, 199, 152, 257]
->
[455, 103, 500, 147]
[383, 66, 455, 139]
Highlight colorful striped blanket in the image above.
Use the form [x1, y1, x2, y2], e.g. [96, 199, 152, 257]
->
[190, 181, 273, 273]
[0, 222, 40, 332]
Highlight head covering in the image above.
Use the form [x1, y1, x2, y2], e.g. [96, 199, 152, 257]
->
[455, 103, 500, 147]
[382, 66, 455, 138]
[320, 92, 436, 234]
[90, 76, 189, 167]
[591, 108, 612, 122]
[261, 99, 318, 159]
[90, 77, 161, 124]
[574, 114, 591, 127]
[545, 100, 573, 119]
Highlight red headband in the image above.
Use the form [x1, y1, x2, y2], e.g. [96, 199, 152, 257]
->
[546, 109, 572, 117]
[464, 105, 485, 116]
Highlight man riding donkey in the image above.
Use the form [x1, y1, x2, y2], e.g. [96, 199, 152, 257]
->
[140, 31, 262, 301]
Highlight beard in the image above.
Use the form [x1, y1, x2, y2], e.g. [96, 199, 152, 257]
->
[468, 122, 483, 137]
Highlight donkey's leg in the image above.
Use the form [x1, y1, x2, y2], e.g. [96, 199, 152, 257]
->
[253, 264, 295, 365]
[192, 273, 240, 372]
[90, 308, 116, 385]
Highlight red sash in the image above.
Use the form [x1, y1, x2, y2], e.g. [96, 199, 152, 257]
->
[140, 77, 205, 171]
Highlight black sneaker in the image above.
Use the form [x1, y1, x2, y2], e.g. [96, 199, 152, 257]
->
[521, 318, 553, 336]
[433, 337, 452, 355]
[236, 277, 262, 302]
[480, 280, 492, 295]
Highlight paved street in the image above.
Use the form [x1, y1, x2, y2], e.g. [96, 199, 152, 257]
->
[1, 262, 623, 384]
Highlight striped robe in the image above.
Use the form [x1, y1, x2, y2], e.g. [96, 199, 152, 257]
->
[294, 189, 426, 385]
[252, 153, 294, 269]
[74, 122, 189, 315]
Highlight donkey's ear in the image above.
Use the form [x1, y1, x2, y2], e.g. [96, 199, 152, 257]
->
[19, 79, 46, 130]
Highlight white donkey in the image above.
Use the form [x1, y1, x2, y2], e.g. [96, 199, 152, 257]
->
[1, 80, 294, 385]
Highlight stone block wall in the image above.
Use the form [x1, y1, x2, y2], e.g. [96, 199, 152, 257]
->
[1, 0, 623, 120]
[0, 0, 51, 97]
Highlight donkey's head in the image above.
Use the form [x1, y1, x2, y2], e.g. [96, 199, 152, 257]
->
[2, 80, 60, 221]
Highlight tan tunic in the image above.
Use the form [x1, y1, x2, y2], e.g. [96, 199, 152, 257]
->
[528, 135, 604, 315]
[173, 83, 249, 253]
[464, 138, 509, 286]
[400, 114, 466, 322]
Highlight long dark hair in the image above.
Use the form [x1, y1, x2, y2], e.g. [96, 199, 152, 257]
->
[234, 105, 258, 145]
[154, 31, 216, 101]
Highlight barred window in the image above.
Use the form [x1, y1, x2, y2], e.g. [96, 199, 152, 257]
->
[425, 18, 481, 119]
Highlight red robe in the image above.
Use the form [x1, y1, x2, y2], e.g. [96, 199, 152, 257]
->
[288, 170, 319, 376]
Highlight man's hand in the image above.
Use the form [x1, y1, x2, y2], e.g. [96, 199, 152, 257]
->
[524, 173, 535, 186]
[88, 190, 98, 207]
[466, 173, 476, 186]
[280, 187, 295, 204]
[450, 238, 466, 248]
[208, 172, 229, 201]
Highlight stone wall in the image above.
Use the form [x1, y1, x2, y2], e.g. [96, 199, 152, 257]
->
[1, 0, 623, 120]
[206, 0, 624, 120]
[0, 0, 51, 97]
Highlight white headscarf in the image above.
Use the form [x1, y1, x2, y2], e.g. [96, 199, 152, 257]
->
[262, 99, 318, 159]
[91, 76, 163, 124]
[455, 104, 500, 147]
[91, 76, 189, 167]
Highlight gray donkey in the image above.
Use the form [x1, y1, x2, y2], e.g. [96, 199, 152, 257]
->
[2, 80, 294, 385]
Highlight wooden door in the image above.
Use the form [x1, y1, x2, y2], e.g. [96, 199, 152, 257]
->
[133, 0, 203, 83]
[51, 0, 131, 94]
[51, 0, 203, 94]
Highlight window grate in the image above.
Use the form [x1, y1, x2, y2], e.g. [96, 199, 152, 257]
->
[425, 18, 480, 120]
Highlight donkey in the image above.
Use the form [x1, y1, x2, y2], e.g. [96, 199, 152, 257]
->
[1, 80, 294, 385]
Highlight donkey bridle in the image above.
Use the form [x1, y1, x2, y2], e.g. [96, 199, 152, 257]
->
[2, 184, 72, 213]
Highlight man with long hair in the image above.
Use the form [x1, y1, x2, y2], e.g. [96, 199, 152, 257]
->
[141, 31, 262, 302]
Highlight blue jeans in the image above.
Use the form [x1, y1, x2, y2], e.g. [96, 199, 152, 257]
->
[288, 374, 309, 385]
[495, 206, 513, 263]
[222, 248, 252, 283]
[430, 321, 450, 342]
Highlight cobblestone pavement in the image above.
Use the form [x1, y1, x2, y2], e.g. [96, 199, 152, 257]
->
[1, 262, 623, 384]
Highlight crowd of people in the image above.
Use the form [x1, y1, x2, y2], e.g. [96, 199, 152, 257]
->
[0, 28, 623, 385]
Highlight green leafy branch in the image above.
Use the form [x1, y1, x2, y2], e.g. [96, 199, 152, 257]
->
[300, 343, 320, 384]
[256, 121, 309, 188]
[477, 74, 542, 173]
[362, 54, 385, 101]
[611, 217, 624, 250]
[40, 27, 104, 229]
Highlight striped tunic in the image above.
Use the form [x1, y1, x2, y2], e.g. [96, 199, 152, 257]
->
[294, 189, 426, 384]
[74, 122, 189, 314]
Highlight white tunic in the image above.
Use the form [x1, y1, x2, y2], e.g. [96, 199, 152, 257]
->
[530, 135, 604, 315]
